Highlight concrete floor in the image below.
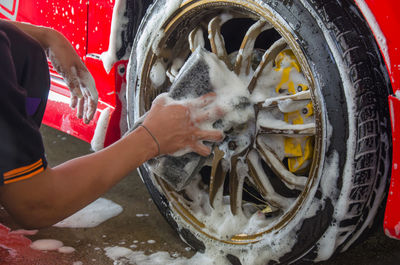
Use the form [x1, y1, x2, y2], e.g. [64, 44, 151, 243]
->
[1, 125, 400, 264]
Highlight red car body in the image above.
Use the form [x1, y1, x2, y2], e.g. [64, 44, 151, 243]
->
[1, 0, 400, 239]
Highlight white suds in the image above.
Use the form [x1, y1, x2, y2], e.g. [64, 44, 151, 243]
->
[105, 247, 231, 265]
[91, 107, 111, 151]
[136, 213, 150, 217]
[150, 60, 167, 87]
[189, 28, 205, 52]
[101, 0, 129, 72]
[58, 246, 76, 254]
[395, 222, 400, 237]
[30, 239, 63, 251]
[54, 198, 123, 228]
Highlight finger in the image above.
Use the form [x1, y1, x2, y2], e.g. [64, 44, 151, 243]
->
[77, 97, 84, 119]
[83, 96, 89, 124]
[152, 93, 168, 106]
[193, 110, 212, 124]
[193, 106, 226, 124]
[86, 97, 98, 122]
[70, 94, 78, 109]
[193, 108, 220, 124]
[195, 130, 224, 142]
[66, 74, 83, 110]
[80, 79, 98, 122]
[192, 142, 212, 157]
[65, 75, 83, 99]
[188, 92, 217, 108]
[78, 69, 98, 101]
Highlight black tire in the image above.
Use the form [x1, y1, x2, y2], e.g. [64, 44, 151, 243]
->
[127, 0, 392, 263]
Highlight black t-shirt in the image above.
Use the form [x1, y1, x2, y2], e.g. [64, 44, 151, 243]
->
[0, 21, 49, 185]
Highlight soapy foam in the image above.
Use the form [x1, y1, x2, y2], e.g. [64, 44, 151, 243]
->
[105, 247, 231, 265]
[150, 60, 167, 87]
[101, 0, 129, 73]
[91, 107, 111, 152]
[54, 198, 123, 228]
[167, 58, 185, 82]
[189, 28, 205, 52]
[30, 239, 64, 251]
[57, 246, 76, 254]
[135, 0, 183, 75]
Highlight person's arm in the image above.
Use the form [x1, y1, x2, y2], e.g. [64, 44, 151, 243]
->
[4, 19, 98, 124]
[0, 94, 223, 229]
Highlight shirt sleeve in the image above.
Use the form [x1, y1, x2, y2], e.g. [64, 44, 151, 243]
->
[0, 30, 47, 185]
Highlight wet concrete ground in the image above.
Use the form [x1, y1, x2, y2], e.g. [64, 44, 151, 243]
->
[1, 125, 400, 264]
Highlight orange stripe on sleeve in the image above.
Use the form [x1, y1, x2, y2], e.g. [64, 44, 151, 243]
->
[3, 167, 44, 184]
[4, 159, 43, 178]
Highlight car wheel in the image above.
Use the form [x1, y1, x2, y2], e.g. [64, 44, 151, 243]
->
[127, 0, 391, 263]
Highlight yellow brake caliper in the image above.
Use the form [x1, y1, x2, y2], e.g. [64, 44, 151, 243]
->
[274, 50, 313, 174]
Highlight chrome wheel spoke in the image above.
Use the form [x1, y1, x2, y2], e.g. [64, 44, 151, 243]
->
[234, 20, 271, 76]
[189, 27, 205, 52]
[256, 90, 312, 110]
[259, 123, 316, 136]
[247, 150, 292, 209]
[208, 16, 230, 67]
[256, 138, 307, 189]
[229, 157, 241, 215]
[248, 38, 287, 92]
[229, 154, 247, 216]
[209, 147, 227, 207]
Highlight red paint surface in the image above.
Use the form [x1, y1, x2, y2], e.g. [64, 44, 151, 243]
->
[357, 0, 400, 240]
[361, 0, 400, 92]
[87, 0, 114, 55]
[385, 96, 400, 239]
[16, 0, 88, 57]
[0, 223, 72, 265]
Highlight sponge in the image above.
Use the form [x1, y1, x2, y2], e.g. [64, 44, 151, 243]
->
[137, 47, 252, 191]
[148, 47, 213, 191]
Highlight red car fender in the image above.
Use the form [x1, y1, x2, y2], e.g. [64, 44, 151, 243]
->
[386, 95, 400, 239]
[355, 0, 400, 239]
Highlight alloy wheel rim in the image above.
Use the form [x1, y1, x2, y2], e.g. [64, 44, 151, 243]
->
[137, 0, 322, 244]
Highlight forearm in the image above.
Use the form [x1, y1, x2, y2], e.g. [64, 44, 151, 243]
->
[49, 126, 157, 214]
[0, 126, 158, 228]
[0, 90, 223, 229]
[2, 19, 53, 49]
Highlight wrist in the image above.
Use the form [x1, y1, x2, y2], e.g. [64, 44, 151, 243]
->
[131, 126, 160, 160]
[139, 124, 160, 156]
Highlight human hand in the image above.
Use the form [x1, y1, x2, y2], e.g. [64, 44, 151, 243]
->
[142, 93, 224, 156]
[45, 29, 98, 124]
